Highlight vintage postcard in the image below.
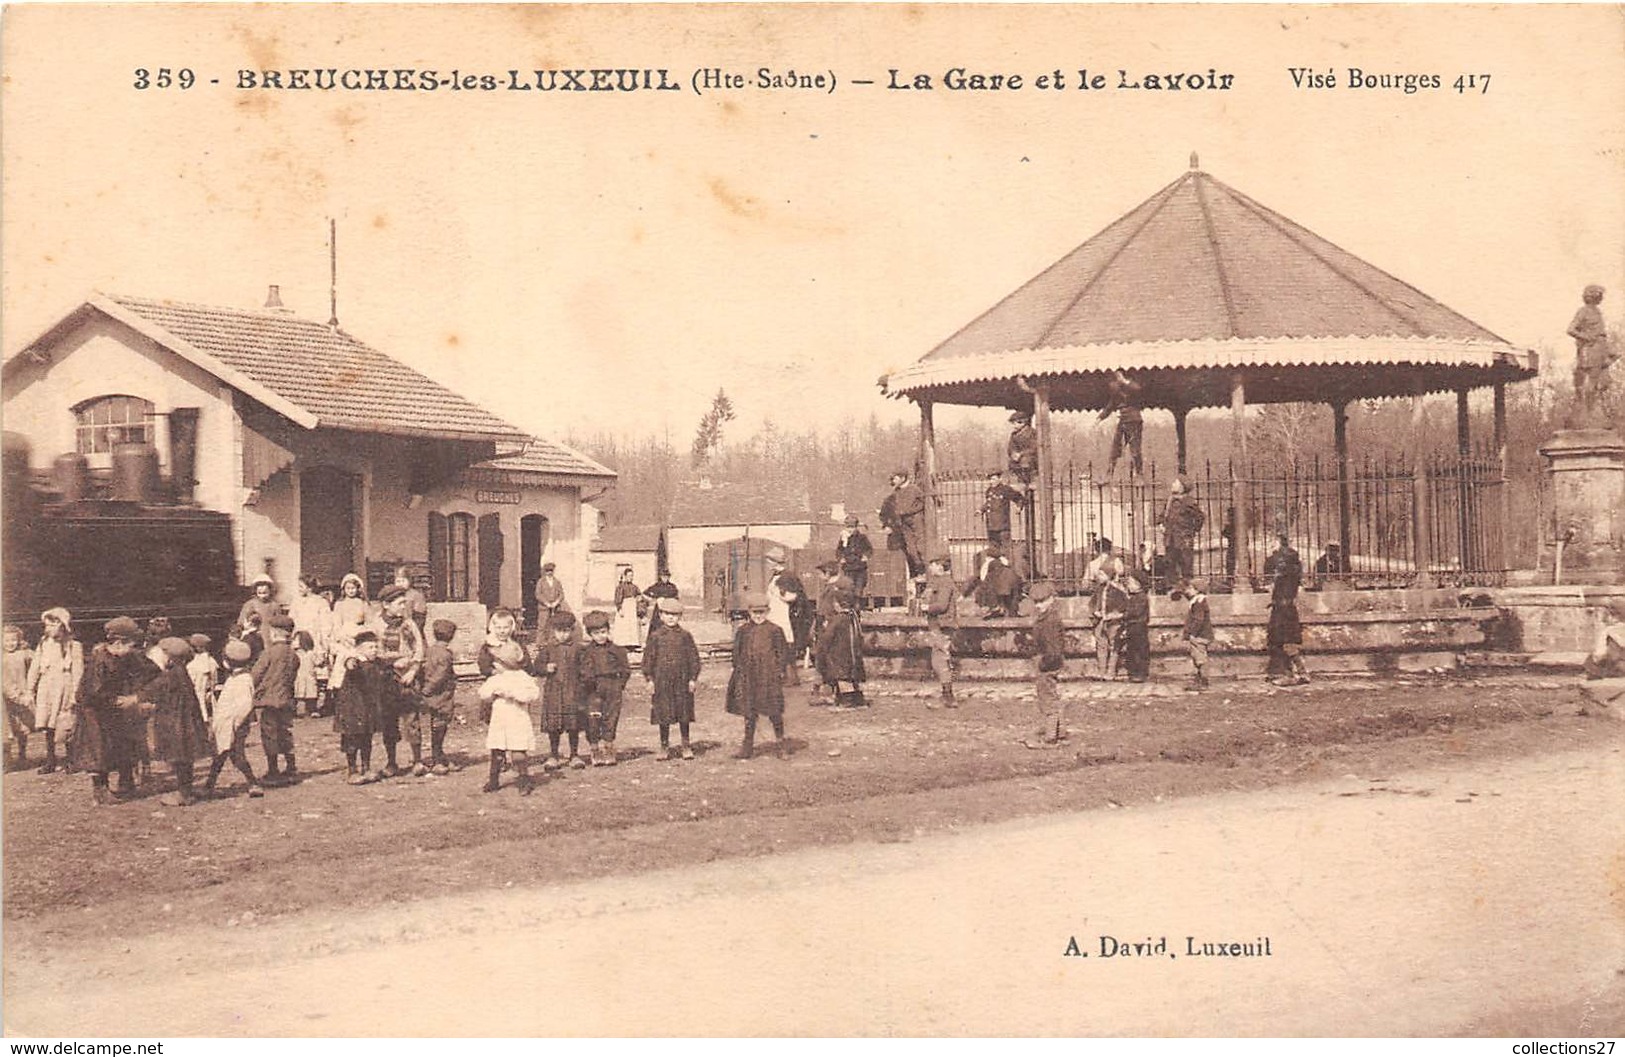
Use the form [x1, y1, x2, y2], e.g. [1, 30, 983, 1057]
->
[2, 3, 1623, 1040]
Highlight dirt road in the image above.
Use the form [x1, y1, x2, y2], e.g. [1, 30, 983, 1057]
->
[7, 740, 1622, 1036]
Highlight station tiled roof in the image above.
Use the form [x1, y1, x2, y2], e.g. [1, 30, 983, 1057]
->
[474, 437, 616, 480]
[30, 293, 532, 443]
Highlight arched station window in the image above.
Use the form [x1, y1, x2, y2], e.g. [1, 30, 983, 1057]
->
[73, 395, 154, 455]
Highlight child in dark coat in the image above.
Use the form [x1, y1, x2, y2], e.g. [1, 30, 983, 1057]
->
[815, 588, 867, 710]
[726, 593, 790, 759]
[1180, 579, 1214, 691]
[144, 637, 212, 806]
[72, 617, 155, 804]
[337, 631, 388, 784]
[644, 597, 701, 760]
[1027, 581, 1067, 749]
[252, 614, 300, 782]
[579, 610, 631, 766]
[534, 611, 587, 770]
[421, 619, 459, 774]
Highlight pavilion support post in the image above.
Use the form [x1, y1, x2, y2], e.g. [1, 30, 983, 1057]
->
[1456, 387, 1474, 575]
[917, 398, 938, 556]
[1034, 383, 1055, 580]
[1174, 406, 1189, 477]
[1230, 374, 1251, 593]
[1333, 400, 1352, 573]
[1411, 387, 1435, 588]
[1494, 382, 1509, 574]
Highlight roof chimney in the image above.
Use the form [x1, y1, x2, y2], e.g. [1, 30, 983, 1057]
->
[264, 284, 285, 310]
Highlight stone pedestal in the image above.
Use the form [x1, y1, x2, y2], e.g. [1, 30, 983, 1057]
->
[1539, 428, 1625, 584]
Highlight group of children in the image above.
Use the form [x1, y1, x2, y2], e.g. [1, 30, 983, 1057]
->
[469, 596, 709, 792]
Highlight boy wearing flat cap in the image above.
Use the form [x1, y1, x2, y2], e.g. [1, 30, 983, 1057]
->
[252, 613, 300, 782]
[421, 619, 459, 774]
[371, 584, 426, 777]
[645, 597, 701, 760]
[536, 610, 588, 770]
[579, 610, 631, 766]
[1026, 581, 1068, 749]
[71, 616, 157, 804]
[726, 593, 790, 759]
[205, 639, 264, 798]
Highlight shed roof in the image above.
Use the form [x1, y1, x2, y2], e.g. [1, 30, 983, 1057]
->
[591, 524, 664, 553]
[667, 480, 813, 528]
[882, 163, 1537, 410]
[9, 293, 530, 443]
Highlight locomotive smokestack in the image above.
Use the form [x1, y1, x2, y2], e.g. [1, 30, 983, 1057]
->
[264, 284, 286, 311]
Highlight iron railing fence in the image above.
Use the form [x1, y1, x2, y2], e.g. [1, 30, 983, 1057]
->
[932, 448, 1508, 595]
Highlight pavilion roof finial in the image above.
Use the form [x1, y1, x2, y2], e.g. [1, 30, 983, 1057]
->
[1190, 151, 1201, 172]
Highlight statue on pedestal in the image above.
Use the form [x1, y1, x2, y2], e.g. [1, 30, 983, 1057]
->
[1568, 284, 1615, 427]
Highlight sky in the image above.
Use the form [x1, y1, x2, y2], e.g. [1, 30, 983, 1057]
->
[3, 4, 1622, 446]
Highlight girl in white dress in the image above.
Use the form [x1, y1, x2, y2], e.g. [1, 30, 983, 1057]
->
[477, 612, 538, 796]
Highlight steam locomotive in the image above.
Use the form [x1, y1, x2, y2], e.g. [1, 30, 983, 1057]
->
[2, 431, 245, 644]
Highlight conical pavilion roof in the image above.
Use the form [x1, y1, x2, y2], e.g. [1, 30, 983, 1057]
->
[882, 162, 1537, 411]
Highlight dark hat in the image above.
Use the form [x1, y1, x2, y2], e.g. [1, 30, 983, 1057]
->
[353, 630, 379, 646]
[268, 613, 295, 631]
[541, 562, 557, 573]
[929, 550, 951, 567]
[656, 598, 683, 615]
[432, 619, 458, 640]
[582, 610, 612, 631]
[103, 616, 141, 641]
[1028, 581, 1056, 603]
[158, 636, 193, 659]
[548, 611, 577, 631]
[378, 584, 408, 604]
[831, 588, 857, 610]
[223, 639, 252, 664]
[843, 514, 860, 527]
[188, 633, 212, 651]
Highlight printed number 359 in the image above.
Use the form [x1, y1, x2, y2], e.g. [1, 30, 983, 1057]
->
[133, 68, 195, 89]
